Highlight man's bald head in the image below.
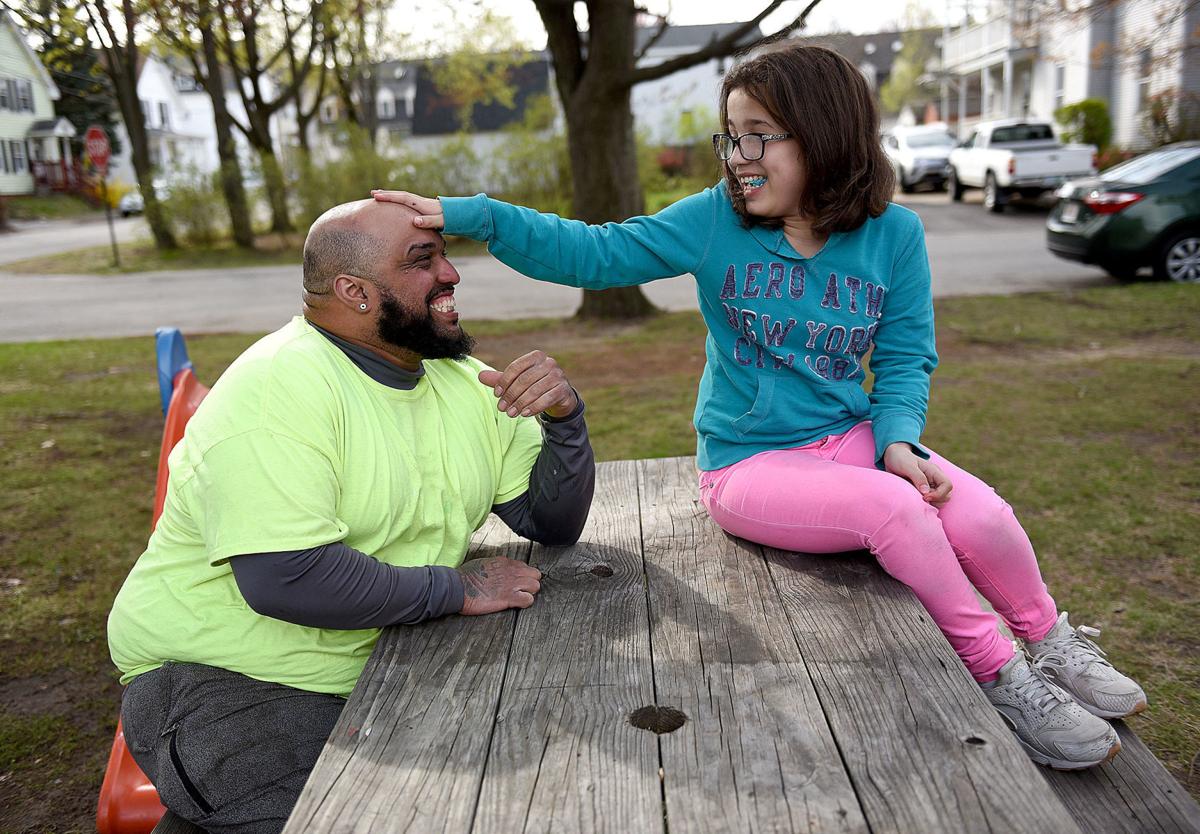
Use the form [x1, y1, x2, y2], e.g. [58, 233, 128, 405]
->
[302, 199, 418, 294]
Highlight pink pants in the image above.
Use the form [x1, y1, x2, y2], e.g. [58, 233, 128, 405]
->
[698, 421, 1058, 681]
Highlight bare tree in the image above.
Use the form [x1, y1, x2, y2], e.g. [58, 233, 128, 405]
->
[326, 0, 391, 144]
[288, 6, 330, 154]
[81, 0, 177, 248]
[533, 0, 824, 319]
[149, 0, 255, 248]
[219, 0, 325, 232]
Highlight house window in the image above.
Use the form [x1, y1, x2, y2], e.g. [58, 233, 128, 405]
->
[159, 102, 170, 130]
[1137, 49, 1153, 110]
[0, 78, 11, 110]
[1053, 64, 1066, 111]
[140, 99, 152, 127]
[0, 141, 9, 173]
[377, 90, 396, 120]
[10, 140, 26, 173]
[17, 80, 33, 111]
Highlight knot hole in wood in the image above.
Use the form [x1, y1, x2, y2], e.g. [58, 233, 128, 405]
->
[629, 705, 688, 734]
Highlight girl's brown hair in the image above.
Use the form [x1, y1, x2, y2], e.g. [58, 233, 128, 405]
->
[718, 44, 894, 235]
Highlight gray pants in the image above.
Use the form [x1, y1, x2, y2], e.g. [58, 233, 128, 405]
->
[121, 662, 345, 834]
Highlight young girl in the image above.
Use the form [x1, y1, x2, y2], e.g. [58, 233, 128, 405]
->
[373, 44, 1144, 770]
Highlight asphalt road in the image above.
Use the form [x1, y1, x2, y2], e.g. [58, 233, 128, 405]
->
[0, 191, 1113, 343]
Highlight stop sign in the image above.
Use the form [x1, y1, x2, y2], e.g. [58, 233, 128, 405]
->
[85, 125, 110, 174]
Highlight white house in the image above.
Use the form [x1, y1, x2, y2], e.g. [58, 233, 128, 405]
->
[107, 53, 283, 188]
[0, 9, 75, 196]
[106, 54, 208, 187]
[631, 23, 761, 145]
[939, 0, 1200, 147]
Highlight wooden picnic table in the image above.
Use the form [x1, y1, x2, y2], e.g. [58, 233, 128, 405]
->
[279, 457, 1200, 834]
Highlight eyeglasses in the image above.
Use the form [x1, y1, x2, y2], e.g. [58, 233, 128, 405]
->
[712, 132, 792, 161]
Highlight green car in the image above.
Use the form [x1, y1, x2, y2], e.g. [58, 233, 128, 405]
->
[1046, 142, 1200, 282]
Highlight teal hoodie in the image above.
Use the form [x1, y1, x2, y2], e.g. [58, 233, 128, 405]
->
[441, 181, 937, 471]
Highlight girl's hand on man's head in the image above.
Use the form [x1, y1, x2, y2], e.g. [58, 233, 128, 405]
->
[883, 442, 953, 508]
[370, 189, 445, 229]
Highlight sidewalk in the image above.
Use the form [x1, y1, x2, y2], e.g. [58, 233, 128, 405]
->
[0, 214, 147, 266]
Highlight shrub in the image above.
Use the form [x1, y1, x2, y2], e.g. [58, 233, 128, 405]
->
[1055, 98, 1113, 150]
[395, 134, 485, 200]
[1095, 146, 1137, 171]
[289, 125, 401, 227]
[161, 167, 225, 246]
[1142, 89, 1200, 147]
[486, 94, 572, 215]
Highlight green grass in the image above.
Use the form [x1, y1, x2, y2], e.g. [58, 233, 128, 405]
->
[2, 233, 490, 275]
[0, 283, 1197, 831]
[7, 194, 102, 222]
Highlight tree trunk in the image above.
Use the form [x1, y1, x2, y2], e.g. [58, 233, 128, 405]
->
[105, 64, 175, 247]
[565, 89, 658, 319]
[296, 109, 313, 153]
[199, 24, 254, 248]
[563, 2, 656, 320]
[256, 145, 292, 233]
[0, 195, 12, 232]
[127, 110, 175, 249]
[241, 109, 292, 233]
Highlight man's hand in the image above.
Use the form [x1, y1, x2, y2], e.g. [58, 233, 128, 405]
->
[883, 442, 953, 508]
[478, 351, 579, 420]
[370, 189, 444, 229]
[457, 556, 542, 616]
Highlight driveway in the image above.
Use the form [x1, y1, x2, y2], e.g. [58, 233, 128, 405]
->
[0, 193, 1113, 343]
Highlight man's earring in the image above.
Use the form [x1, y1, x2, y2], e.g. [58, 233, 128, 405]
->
[359, 303, 368, 311]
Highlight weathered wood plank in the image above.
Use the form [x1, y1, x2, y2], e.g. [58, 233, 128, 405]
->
[764, 548, 1083, 833]
[283, 516, 529, 834]
[1043, 716, 1200, 832]
[472, 459, 662, 833]
[975, 595, 1200, 832]
[638, 456, 867, 833]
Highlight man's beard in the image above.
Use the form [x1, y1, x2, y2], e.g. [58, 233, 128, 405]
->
[375, 284, 474, 361]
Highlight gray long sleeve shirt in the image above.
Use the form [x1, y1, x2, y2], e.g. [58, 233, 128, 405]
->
[228, 326, 594, 629]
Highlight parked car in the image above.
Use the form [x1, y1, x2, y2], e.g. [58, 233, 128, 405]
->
[118, 180, 169, 217]
[882, 125, 956, 193]
[1046, 142, 1200, 283]
[947, 120, 1096, 212]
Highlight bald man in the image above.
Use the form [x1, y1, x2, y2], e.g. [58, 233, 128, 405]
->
[107, 199, 595, 834]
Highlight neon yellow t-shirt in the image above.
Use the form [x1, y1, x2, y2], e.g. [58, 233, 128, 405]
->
[108, 317, 542, 696]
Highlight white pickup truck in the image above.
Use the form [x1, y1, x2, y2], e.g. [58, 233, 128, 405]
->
[947, 120, 1096, 212]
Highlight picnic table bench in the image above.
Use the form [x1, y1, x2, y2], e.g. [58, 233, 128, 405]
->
[156, 457, 1200, 834]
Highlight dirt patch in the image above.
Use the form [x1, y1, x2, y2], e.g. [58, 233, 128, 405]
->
[937, 328, 1200, 365]
[62, 366, 137, 383]
[0, 665, 122, 834]
[0, 669, 122, 720]
[474, 320, 707, 392]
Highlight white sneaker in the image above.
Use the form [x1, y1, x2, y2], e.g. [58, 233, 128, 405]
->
[984, 652, 1120, 770]
[1026, 612, 1148, 720]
